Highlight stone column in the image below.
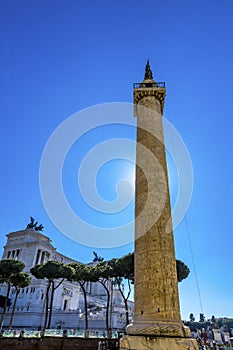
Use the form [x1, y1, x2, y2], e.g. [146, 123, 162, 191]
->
[40, 251, 45, 264]
[120, 63, 198, 350]
[126, 75, 185, 337]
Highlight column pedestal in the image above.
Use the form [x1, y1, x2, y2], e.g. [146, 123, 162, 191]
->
[120, 335, 199, 350]
[126, 319, 188, 337]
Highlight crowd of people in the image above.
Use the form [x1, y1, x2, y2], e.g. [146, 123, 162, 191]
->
[191, 326, 233, 349]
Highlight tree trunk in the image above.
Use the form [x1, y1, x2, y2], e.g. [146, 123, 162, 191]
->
[117, 278, 131, 325]
[8, 288, 19, 328]
[43, 281, 51, 330]
[47, 279, 64, 329]
[0, 282, 11, 328]
[47, 281, 54, 329]
[123, 294, 129, 325]
[106, 287, 110, 337]
[80, 283, 88, 338]
[100, 280, 111, 337]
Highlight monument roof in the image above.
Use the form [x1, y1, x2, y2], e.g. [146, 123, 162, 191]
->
[6, 229, 51, 242]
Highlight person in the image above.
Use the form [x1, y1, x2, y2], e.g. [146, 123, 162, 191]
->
[19, 330, 24, 338]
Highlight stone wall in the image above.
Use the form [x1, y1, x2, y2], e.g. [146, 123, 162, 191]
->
[0, 337, 119, 350]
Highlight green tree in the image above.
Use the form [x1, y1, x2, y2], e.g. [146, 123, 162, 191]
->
[111, 253, 189, 325]
[8, 272, 31, 328]
[31, 261, 74, 329]
[183, 320, 210, 332]
[189, 313, 195, 322]
[93, 261, 115, 337]
[176, 260, 190, 282]
[127, 253, 189, 283]
[0, 259, 25, 328]
[109, 254, 134, 326]
[31, 263, 50, 331]
[69, 263, 97, 337]
[219, 317, 233, 330]
[199, 313, 205, 322]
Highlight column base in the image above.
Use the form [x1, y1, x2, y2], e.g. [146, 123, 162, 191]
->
[126, 320, 190, 337]
[120, 335, 199, 350]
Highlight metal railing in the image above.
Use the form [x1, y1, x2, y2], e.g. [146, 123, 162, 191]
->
[0, 328, 120, 338]
[133, 82, 165, 89]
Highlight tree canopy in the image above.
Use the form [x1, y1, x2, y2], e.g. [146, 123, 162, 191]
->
[112, 253, 190, 283]
[176, 259, 190, 282]
[92, 261, 115, 336]
[31, 260, 74, 329]
[108, 254, 134, 325]
[31, 260, 74, 282]
[0, 259, 26, 327]
[69, 262, 98, 337]
[8, 272, 31, 328]
[0, 259, 25, 283]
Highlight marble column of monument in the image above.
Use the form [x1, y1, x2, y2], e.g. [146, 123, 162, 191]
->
[120, 62, 198, 350]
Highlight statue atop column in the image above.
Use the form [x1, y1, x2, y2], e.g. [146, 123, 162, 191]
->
[144, 59, 153, 80]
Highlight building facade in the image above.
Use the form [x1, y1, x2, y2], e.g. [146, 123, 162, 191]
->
[0, 229, 133, 330]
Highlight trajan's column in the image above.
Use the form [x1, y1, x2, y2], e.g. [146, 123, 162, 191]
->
[120, 62, 198, 350]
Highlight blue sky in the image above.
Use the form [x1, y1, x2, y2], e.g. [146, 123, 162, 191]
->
[1, 0, 233, 321]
